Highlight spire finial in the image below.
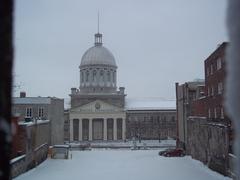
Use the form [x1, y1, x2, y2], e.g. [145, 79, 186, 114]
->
[98, 11, 99, 33]
[95, 11, 102, 46]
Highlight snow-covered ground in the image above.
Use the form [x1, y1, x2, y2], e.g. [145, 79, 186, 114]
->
[15, 150, 231, 180]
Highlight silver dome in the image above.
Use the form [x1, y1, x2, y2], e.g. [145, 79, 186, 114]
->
[80, 46, 117, 67]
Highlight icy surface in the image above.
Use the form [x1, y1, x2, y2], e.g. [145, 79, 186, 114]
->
[15, 150, 231, 180]
[18, 119, 50, 126]
[10, 155, 25, 164]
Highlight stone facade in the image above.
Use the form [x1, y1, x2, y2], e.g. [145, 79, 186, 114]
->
[69, 100, 126, 141]
[13, 93, 64, 145]
[69, 32, 127, 142]
[64, 110, 70, 142]
[175, 81, 205, 148]
[11, 144, 48, 178]
[126, 110, 176, 140]
[70, 89, 125, 108]
[13, 120, 50, 156]
[187, 117, 229, 175]
[11, 119, 50, 178]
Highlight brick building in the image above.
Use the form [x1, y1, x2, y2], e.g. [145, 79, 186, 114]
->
[176, 42, 234, 176]
[204, 42, 230, 124]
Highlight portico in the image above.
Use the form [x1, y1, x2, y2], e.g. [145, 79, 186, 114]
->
[69, 100, 126, 141]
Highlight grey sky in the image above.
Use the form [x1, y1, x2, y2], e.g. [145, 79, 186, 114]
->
[14, 0, 228, 100]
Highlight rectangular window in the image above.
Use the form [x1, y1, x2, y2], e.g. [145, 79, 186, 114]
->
[218, 82, 223, 94]
[13, 107, 18, 115]
[208, 108, 211, 118]
[221, 107, 224, 119]
[214, 108, 217, 119]
[210, 64, 213, 75]
[38, 107, 44, 117]
[217, 57, 222, 70]
[208, 87, 210, 96]
[26, 107, 32, 117]
[211, 86, 214, 96]
[207, 67, 210, 76]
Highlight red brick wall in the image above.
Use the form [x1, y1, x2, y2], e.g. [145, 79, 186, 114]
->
[11, 117, 26, 158]
[191, 98, 206, 117]
[204, 42, 229, 123]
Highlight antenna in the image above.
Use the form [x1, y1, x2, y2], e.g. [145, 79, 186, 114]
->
[97, 11, 100, 33]
[94, 11, 102, 46]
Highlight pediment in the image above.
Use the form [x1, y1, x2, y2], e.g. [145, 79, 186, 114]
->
[70, 100, 123, 113]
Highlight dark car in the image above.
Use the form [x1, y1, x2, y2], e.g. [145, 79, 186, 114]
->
[158, 148, 174, 156]
[163, 148, 185, 157]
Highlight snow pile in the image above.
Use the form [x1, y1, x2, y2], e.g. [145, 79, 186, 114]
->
[15, 150, 231, 180]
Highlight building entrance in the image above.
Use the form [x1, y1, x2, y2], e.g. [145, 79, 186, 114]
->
[92, 118, 103, 140]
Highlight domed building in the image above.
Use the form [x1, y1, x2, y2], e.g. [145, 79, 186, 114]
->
[69, 32, 126, 142]
[67, 31, 177, 143]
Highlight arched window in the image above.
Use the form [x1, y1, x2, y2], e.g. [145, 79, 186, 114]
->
[86, 71, 89, 82]
[81, 71, 84, 82]
[100, 70, 104, 82]
[93, 70, 97, 82]
[113, 71, 115, 83]
[107, 71, 110, 82]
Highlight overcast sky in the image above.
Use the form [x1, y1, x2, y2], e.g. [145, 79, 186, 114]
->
[14, 0, 228, 100]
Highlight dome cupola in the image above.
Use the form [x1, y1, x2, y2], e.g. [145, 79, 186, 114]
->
[80, 33, 117, 67]
[79, 33, 118, 94]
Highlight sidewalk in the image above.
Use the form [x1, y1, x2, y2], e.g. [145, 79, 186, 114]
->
[68, 139, 176, 149]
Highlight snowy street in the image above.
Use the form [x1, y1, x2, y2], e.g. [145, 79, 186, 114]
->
[15, 150, 231, 180]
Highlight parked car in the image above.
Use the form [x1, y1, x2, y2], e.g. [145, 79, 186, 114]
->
[158, 148, 174, 156]
[159, 148, 185, 157]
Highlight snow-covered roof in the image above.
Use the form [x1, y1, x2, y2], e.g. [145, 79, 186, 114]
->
[13, 97, 51, 105]
[18, 120, 50, 126]
[125, 97, 176, 111]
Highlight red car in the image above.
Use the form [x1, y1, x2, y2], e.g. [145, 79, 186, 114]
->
[162, 148, 185, 157]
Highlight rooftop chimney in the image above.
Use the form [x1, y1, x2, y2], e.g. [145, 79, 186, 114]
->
[20, 91, 26, 98]
[119, 87, 125, 94]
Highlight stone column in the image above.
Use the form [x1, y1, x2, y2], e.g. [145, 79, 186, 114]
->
[122, 118, 126, 140]
[113, 118, 117, 140]
[70, 119, 73, 141]
[79, 119, 82, 141]
[104, 118, 107, 140]
[89, 119, 92, 141]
